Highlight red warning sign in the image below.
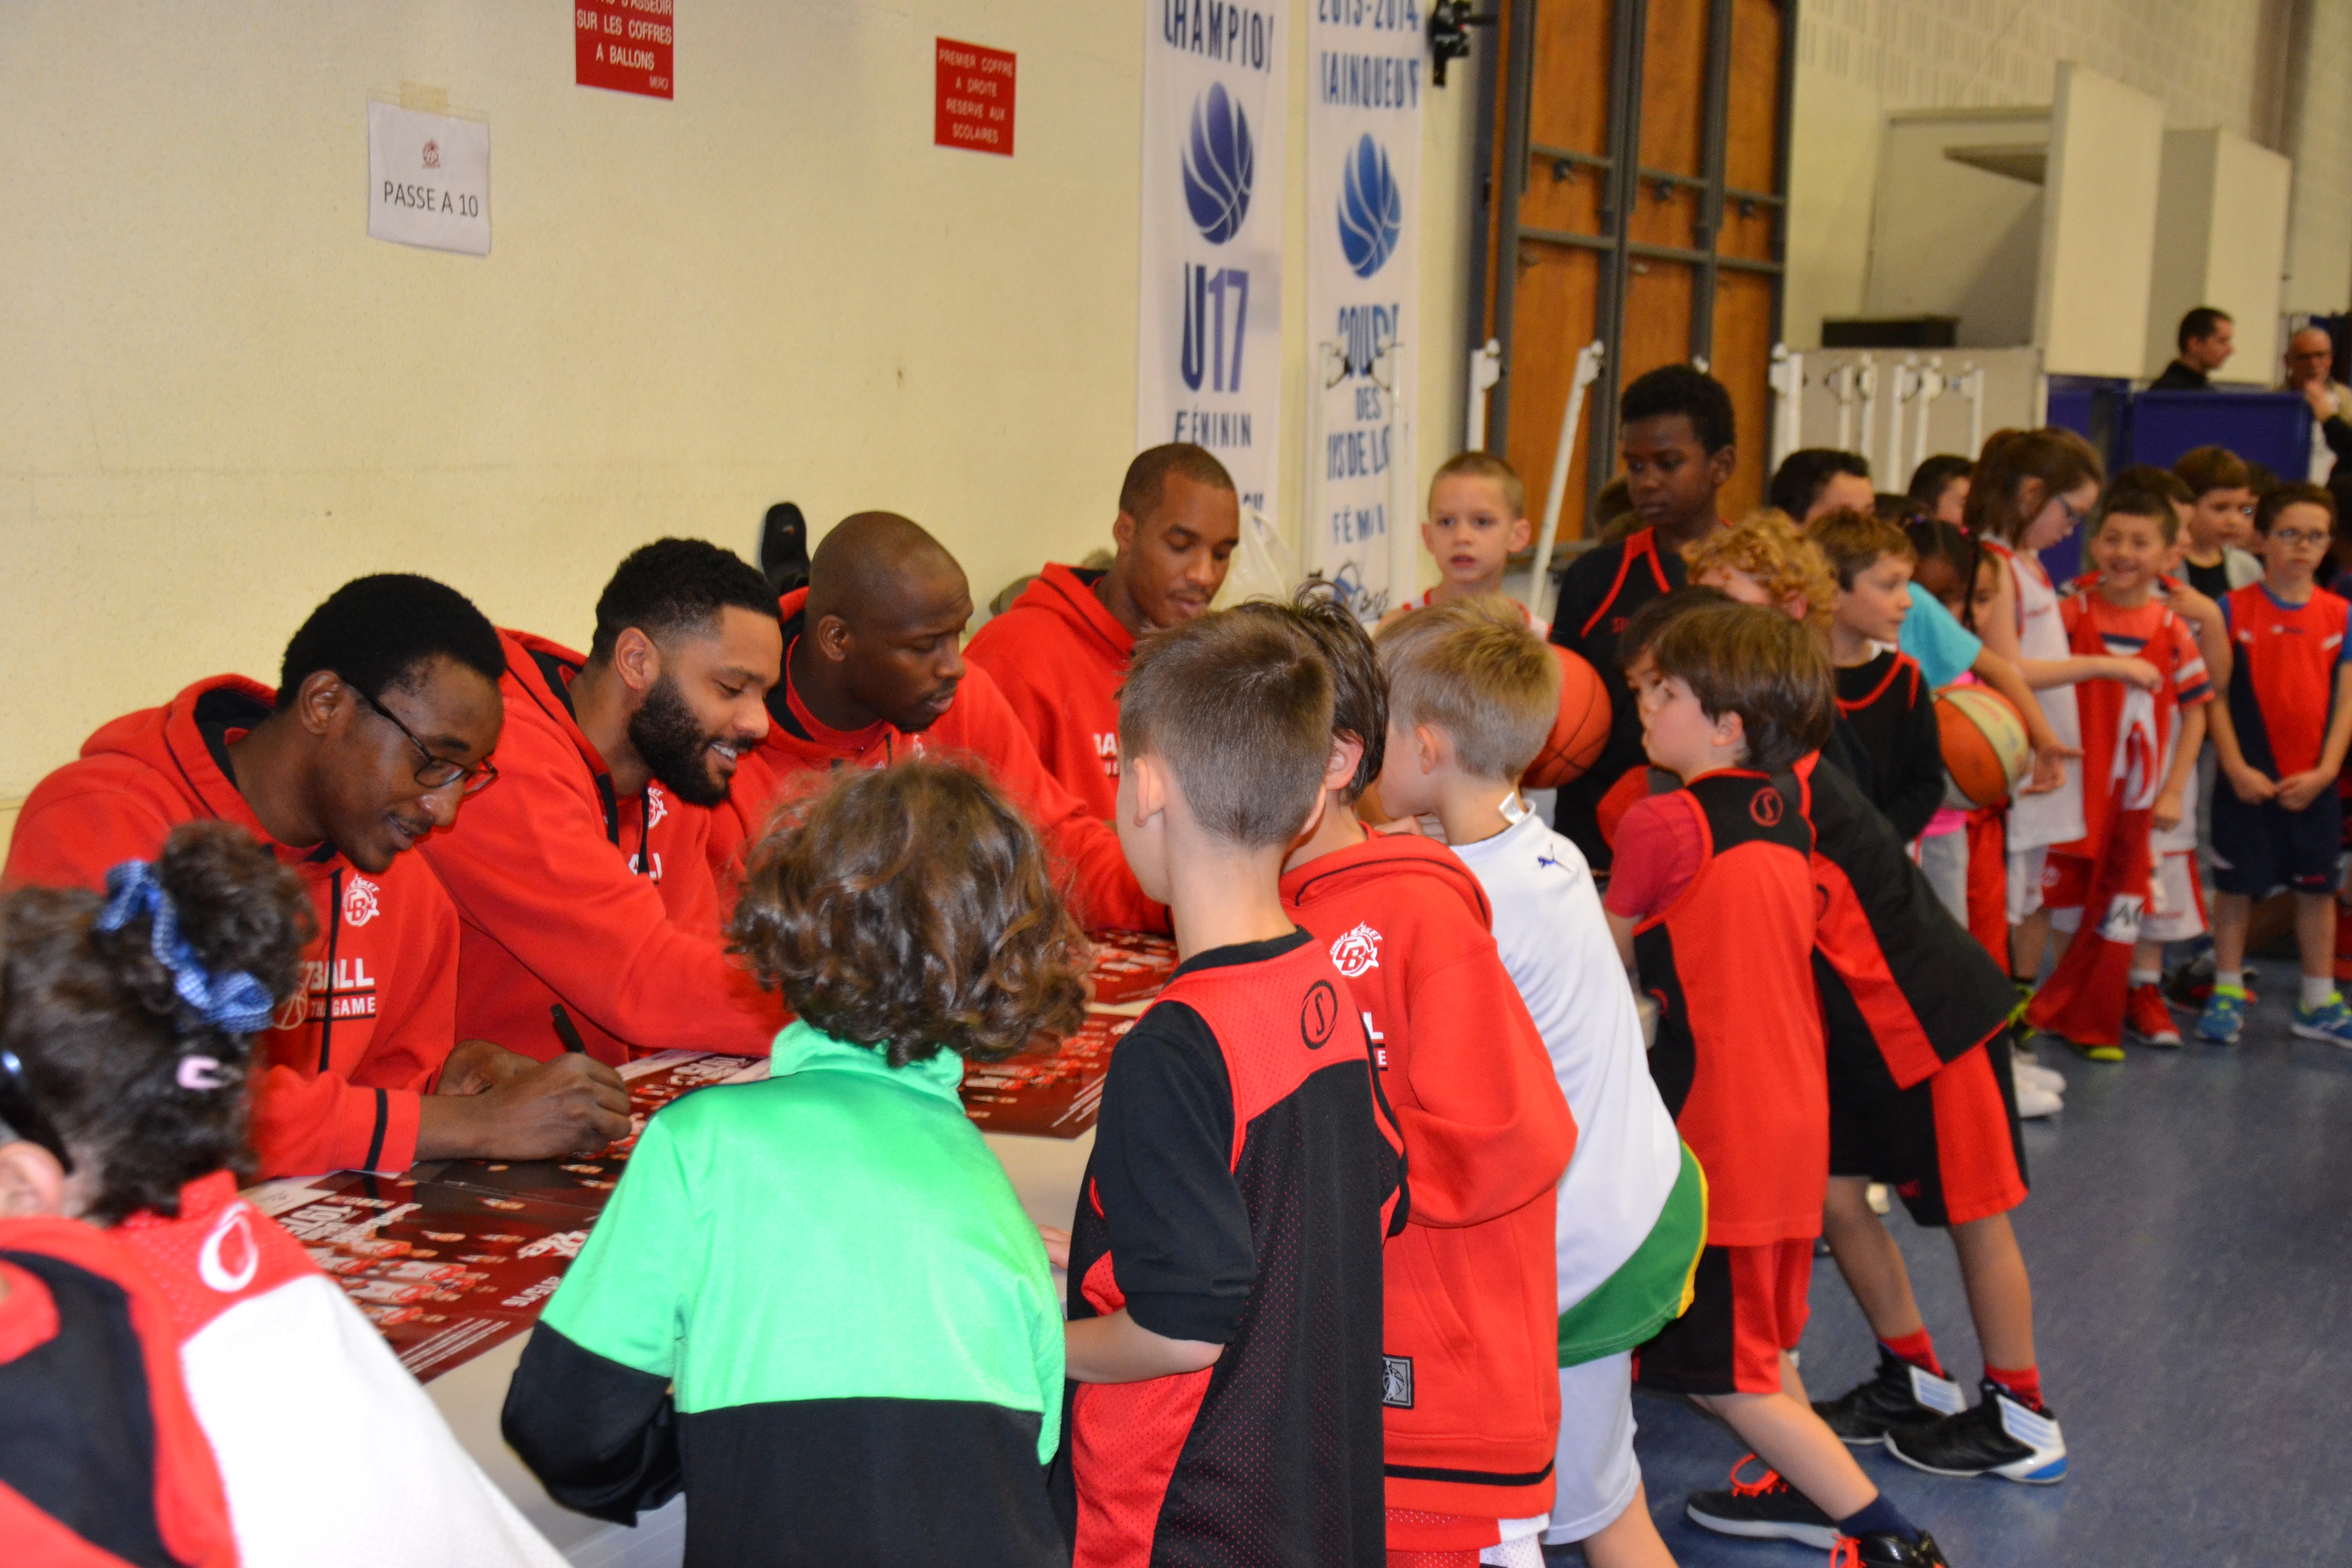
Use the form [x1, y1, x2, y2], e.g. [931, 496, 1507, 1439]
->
[935, 38, 1015, 157]
[577, 2, 674, 100]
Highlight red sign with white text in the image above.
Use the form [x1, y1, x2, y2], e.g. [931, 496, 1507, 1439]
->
[577, 1, 674, 100]
[936, 38, 1015, 156]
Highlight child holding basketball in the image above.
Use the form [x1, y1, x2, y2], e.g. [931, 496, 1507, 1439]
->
[2199, 483, 2352, 1045]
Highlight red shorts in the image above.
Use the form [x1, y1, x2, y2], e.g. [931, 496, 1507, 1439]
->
[1631, 1238, 1812, 1396]
[1829, 1038, 2027, 1228]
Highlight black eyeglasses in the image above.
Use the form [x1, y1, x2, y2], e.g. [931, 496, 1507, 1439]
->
[357, 688, 499, 795]
[0, 1047, 74, 1173]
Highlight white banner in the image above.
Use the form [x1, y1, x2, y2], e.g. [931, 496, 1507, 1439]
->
[367, 102, 490, 257]
[1305, 6, 1422, 619]
[1137, 1, 1287, 526]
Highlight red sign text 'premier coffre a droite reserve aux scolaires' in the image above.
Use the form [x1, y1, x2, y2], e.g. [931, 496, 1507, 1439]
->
[935, 38, 1015, 156]
[577, 1, 674, 100]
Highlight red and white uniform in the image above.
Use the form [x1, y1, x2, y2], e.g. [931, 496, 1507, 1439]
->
[5, 677, 460, 1177]
[964, 563, 1133, 821]
[1986, 540, 2084, 854]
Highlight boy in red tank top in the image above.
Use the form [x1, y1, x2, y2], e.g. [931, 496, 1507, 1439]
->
[1054, 609, 1404, 1568]
[1606, 603, 1954, 1568]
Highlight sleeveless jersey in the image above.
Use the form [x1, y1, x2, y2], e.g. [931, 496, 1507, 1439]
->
[1631, 771, 1827, 1245]
[1986, 540, 2084, 850]
[1065, 937, 1404, 1568]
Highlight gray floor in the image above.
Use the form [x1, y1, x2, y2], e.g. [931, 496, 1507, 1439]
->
[1553, 957, 2352, 1567]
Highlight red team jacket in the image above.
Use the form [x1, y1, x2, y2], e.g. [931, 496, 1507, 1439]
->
[1280, 834, 1576, 1524]
[710, 589, 1166, 934]
[419, 630, 781, 1065]
[964, 563, 1133, 821]
[5, 677, 461, 1176]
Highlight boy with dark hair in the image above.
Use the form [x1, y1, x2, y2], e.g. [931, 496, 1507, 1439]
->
[506, 762, 1089, 1567]
[1056, 609, 1404, 1568]
[967, 445, 1241, 818]
[1607, 604, 1953, 1568]
[2152, 306, 2235, 390]
[1769, 448, 1876, 522]
[1267, 592, 1578, 1566]
[1908, 455, 1972, 526]
[5, 575, 631, 1177]
[424, 537, 790, 1064]
[1552, 363, 1737, 870]
[2172, 446, 2262, 599]
[1807, 510, 1946, 842]
[2201, 483, 2352, 1044]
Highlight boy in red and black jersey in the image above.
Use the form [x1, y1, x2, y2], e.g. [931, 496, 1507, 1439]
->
[1607, 603, 1954, 1568]
[1551, 365, 1736, 870]
[1052, 609, 1404, 1568]
[1808, 510, 1946, 842]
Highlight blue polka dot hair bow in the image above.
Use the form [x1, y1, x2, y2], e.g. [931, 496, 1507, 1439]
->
[95, 859, 276, 1037]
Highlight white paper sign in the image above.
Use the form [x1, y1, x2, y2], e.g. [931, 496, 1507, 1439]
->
[1305, 6, 1423, 619]
[1136, 1, 1287, 527]
[367, 102, 490, 256]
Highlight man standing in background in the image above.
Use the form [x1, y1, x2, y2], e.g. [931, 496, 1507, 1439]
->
[2151, 307, 2235, 390]
[2282, 325, 2351, 482]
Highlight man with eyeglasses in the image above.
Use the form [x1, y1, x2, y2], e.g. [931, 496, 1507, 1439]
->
[420, 537, 790, 1064]
[2280, 326, 2351, 483]
[3, 574, 632, 1178]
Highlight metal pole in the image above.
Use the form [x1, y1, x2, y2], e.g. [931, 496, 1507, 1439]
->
[1487, 0, 1538, 458]
[1466, 339, 1502, 450]
[1529, 341, 1607, 614]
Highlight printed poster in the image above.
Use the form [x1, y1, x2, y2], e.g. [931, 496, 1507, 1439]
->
[1305, 4, 1424, 618]
[1137, 0, 1288, 526]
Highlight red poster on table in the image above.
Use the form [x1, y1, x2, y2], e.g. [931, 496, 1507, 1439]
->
[935, 38, 1015, 156]
[577, 1, 675, 100]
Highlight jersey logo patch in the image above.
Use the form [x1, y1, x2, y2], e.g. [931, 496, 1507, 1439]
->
[1382, 1355, 1414, 1408]
[342, 874, 381, 927]
[198, 1203, 261, 1294]
[1301, 980, 1340, 1049]
[1748, 787, 1784, 827]
[1330, 921, 1382, 977]
[645, 783, 669, 828]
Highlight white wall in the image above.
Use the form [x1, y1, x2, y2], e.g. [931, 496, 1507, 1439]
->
[2145, 128, 2294, 379]
[2037, 64, 2166, 379]
[1862, 109, 2049, 347]
[0, 1, 1479, 818]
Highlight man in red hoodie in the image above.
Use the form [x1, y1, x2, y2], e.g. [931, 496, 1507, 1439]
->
[4, 575, 630, 1177]
[1258, 593, 1578, 1566]
[713, 511, 1167, 933]
[421, 538, 788, 1065]
[965, 444, 1241, 818]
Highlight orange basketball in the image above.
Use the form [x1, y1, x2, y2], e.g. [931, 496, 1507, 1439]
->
[1524, 645, 1613, 789]
[1937, 684, 2030, 808]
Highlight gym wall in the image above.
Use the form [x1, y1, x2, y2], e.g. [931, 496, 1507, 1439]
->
[0, 1, 1480, 827]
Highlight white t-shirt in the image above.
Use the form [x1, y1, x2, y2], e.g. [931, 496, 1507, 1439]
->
[1452, 806, 1682, 1314]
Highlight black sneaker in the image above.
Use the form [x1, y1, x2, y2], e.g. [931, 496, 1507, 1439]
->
[1833, 1531, 1954, 1567]
[1683, 1455, 1840, 1548]
[1884, 1379, 2068, 1483]
[1813, 1349, 1966, 1443]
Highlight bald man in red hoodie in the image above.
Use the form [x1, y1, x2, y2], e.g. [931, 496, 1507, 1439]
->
[4, 575, 630, 1177]
[1259, 595, 1578, 1564]
[965, 444, 1241, 819]
[712, 512, 1168, 934]
[421, 539, 788, 1065]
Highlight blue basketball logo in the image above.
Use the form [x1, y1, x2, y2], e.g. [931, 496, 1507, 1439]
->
[1338, 134, 1402, 278]
[1182, 84, 1254, 244]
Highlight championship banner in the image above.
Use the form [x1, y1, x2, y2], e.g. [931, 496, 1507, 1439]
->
[1305, 6, 1422, 618]
[1137, 0, 1287, 526]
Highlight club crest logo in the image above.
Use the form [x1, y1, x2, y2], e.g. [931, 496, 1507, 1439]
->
[1182, 83, 1254, 243]
[645, 783, 668, 829]
[1338, 133, 1402, 278]
[342, 874, 381, 927]
[1330, 921, 1382, 978]
[198, 1203, 260, 1294]
[421, 139, 440, 169]
[1748, 787, 1784, 828]
[1301, 979, 1340, 1049]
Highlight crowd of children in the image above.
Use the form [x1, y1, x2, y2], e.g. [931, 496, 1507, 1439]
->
[5, 369, 2348, 1568]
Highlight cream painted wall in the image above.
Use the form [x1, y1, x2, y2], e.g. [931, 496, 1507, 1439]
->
[2037, 65, 2166, 379]
[2145, 128, 2293, 380]
[0, 1, 1479, 811]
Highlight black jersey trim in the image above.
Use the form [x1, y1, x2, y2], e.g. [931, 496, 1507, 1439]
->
[1168, 926, 1313, 979]
[1383, 1458, 1558, 1487]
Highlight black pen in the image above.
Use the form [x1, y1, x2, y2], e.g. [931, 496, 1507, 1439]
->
[550, 1003, 589, 1055]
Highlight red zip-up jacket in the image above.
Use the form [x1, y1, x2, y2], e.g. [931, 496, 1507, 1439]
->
[419, 630, 782, 1065]
[709, 589, 1167, 934]
[1280, 832, 1577, 1524]
[964, 563, 1134, 821]
[3, 676, 456, 1177]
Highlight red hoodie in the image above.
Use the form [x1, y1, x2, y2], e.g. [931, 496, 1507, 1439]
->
[1280, 832, 1577, 1527]
[710, 589, 1167, 934]
[964, 563, 1133, 820]
[418, 630, 782, 1066]
[3, 677, 456, 1177]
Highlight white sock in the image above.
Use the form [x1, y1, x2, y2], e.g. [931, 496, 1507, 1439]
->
[2129, 968, 2161, 988]
[2302, 975, 2337, 1009]
[2216, 969, 2245, 992]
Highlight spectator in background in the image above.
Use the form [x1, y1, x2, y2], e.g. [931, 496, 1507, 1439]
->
[2281, 326, 2351, 482]
[2151, 307, 2235, 391]
[1908, 454, 1973, 526]
[1769, 448, 1875, 522]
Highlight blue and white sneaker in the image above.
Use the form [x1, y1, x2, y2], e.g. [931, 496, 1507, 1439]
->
[1884, 1379, 2068, 1483]
[2292, 993, 2352, 1046]
[2197, 986, 2250, 1044]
